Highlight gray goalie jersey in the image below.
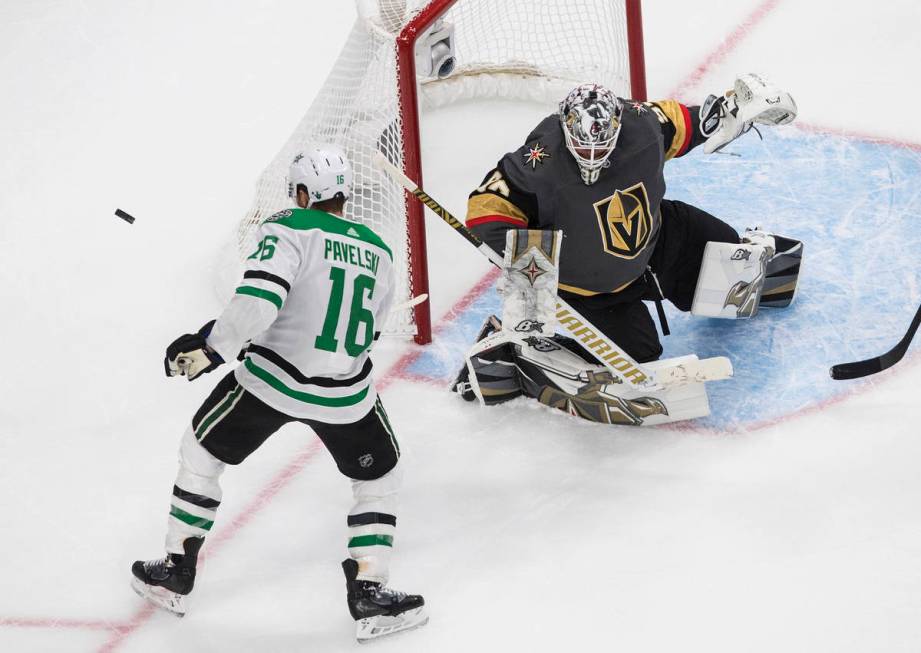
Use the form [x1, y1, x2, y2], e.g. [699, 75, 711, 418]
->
[466, 99, 705, 297]
[207, 208, 395, 423]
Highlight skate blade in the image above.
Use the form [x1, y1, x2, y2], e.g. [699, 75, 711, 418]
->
[130, 576, 187, 617]
[356, 607, 428, 643]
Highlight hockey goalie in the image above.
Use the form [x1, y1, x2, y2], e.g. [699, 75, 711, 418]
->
[452, 75, 803, 426]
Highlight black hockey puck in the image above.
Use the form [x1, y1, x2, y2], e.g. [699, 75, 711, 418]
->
[115, 208, 136, 224]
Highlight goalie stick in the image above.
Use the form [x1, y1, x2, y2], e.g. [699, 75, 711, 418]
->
[373, 152, 731, 390]
[830, 301, 921, 380]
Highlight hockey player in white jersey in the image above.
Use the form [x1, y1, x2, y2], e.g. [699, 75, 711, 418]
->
[131, 145, 427, 642]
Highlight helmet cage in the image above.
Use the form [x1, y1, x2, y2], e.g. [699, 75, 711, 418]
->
[559, 84, 623, 185]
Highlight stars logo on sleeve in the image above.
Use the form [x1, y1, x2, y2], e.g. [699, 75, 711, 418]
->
[630, 101, 647, 114]
[524, 142, 551, 169]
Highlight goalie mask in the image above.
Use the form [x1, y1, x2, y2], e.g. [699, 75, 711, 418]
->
[559, 84, 623, 185]
[287, 144, 353, 207]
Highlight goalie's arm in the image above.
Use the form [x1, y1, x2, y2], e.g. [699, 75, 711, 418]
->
[642, 100, 709, 160]
[465, 163, 539, 255]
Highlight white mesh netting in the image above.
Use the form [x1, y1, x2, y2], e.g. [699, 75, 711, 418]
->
[237, 0, 636, 337]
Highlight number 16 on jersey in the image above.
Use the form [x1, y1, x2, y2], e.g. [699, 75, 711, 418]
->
[315, 266, 376, 357]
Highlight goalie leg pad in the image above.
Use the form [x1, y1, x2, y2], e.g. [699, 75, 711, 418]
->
[461, 330, 711, 426]
[691, 241, 768, 319]
[451, 315, 504, 401]
[759, 234, 803, 308]
[462, 320, 524, 406]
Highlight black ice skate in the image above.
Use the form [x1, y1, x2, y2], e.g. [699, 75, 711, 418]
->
[342, 558, 428, 643]
[130, 537, 203, 617]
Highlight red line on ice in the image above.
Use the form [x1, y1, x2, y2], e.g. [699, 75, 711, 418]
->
[670, 349, 921, 436]
[96, 442, 327, 651]
[669, 0, 782, 101]
[795, 121, 921, 152]
[0, 617, 123, 631]
[200, 440, 326, 560]
[379, 267, 500, 390]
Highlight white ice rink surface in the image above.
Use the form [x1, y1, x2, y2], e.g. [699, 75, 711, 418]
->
[2, 1, 921, 651]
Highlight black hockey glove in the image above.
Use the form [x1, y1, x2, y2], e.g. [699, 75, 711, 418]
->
[164, 320, 225, 381]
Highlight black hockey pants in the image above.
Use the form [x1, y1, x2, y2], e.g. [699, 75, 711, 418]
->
[191, 370, 400, 481]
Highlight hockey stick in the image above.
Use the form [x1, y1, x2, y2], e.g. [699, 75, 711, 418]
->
[372, 152, 650, 388]
[373, 152, 731, 389]
[389, 293, 429, 315]
[830, 301, 921, 380]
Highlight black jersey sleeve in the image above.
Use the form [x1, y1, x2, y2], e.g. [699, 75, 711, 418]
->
[466, 160, 539, 256]
[639, 100, 708, 159]
[466, 114, 559, 255]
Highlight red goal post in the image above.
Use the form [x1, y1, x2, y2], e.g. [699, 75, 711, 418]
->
[238, 0, 646, 344]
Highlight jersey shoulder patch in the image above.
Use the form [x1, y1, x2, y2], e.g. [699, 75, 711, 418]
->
[505, 114, 564, 181]
[521, 141, 553, 170]
[264, 209, 294, 223]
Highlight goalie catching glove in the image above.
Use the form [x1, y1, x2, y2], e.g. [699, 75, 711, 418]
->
[164, 320, 225, 381]
[700, 73, 797, 154]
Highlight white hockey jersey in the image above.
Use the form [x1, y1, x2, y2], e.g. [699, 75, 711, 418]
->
[207, 208, 395, 423]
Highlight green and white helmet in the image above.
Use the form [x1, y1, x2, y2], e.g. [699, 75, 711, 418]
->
[287, 144, 353, 207]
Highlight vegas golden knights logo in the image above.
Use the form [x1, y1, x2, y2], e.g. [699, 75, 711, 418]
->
[593, 182, 654, 259]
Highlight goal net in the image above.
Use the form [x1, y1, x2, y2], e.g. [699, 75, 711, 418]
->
[237, 0, 645, 343]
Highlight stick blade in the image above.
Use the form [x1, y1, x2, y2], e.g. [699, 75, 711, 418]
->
[829, 359, 883, 380]
[651, 355, 733, 388]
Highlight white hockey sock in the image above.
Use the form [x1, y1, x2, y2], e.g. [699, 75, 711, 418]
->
[165, 427, 226, 554]
[347, 463, 402, 583]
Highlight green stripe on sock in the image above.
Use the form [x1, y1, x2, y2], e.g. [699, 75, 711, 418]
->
[244, 359, 369, 407]
[170, 505, 214, 531]
[195, 384, 243, 440]
[235, 285, 284, 309]
[348, 534, 393, 548]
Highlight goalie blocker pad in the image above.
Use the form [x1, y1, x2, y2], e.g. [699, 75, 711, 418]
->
[691, 232, 803, 319]
[498, 229, 562, 337]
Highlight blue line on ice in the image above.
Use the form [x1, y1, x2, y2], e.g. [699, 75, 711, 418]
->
[407, 129, 921, 430]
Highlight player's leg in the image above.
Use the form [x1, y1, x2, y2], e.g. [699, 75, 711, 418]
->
[561, 290, 664, 362]
[653, 199, 804, 315]
[131, 371, 294, 616]
[649, 198, 741, 312]
[304, 397, 427, 641]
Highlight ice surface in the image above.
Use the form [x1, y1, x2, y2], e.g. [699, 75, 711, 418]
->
[2, 1, 921, 652]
